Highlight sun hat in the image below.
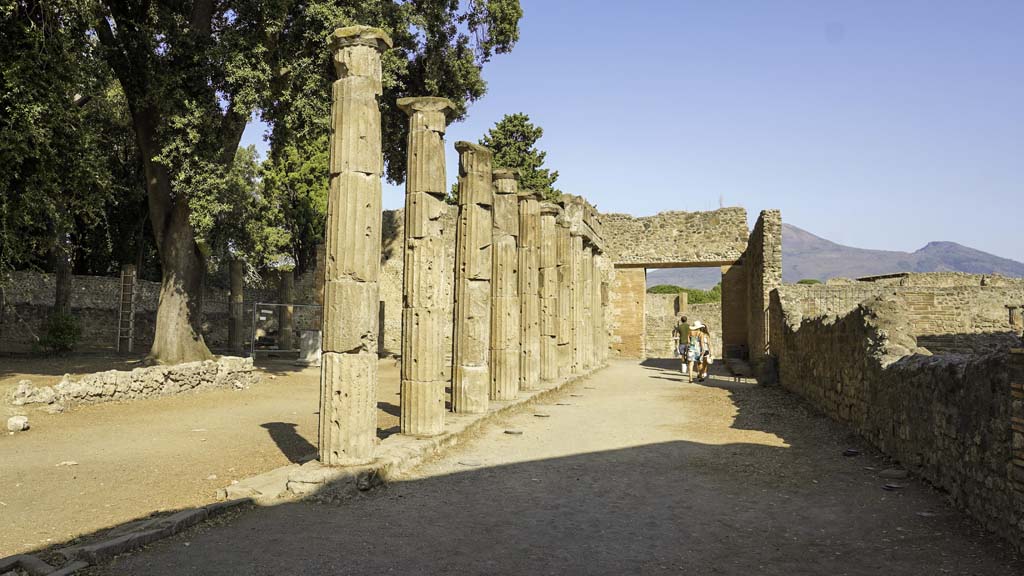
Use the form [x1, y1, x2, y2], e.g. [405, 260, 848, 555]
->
[690, 320, 705, 330]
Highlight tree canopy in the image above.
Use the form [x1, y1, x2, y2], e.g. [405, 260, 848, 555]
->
[1, 0, 524, 363]
[479, 113, 560, 201]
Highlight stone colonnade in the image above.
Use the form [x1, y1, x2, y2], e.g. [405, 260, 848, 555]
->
[319, 25, 608, 464]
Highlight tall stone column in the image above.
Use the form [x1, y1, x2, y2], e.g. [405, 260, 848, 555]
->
[319, 26, 392, 466]
[539, 203, 559, 381]
[228, 259, 244, 355]
[555, 214, 573, 377]
[398, 96, 455, 437]
[570, 232, 584, 373]
[580, 245, 593, 370]
[490, 169, 520, 401]
[518, 190, 542, 390]
[452, 142, 493, 414]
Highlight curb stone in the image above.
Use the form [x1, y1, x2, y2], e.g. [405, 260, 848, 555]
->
[0, 499, 248, 575]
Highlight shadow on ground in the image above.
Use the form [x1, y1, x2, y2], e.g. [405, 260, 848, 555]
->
[30, 358, 1020, 576]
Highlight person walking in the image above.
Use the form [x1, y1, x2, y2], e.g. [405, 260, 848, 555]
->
[671, 315, 689, 374]
[686, 320, 710, 383]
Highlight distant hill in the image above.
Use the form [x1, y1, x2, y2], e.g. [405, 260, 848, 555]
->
[646, 223, 1024, 289]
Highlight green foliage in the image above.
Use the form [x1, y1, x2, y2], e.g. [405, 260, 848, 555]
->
[480, 113, 560, 201]
[35, 313, 82, 354]
[797, 278, 822, 285]
[261, 136, 329, 273]
[647, 283, 722, 304]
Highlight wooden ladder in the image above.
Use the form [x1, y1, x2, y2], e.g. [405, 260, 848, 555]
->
[116, 265, 136, 353]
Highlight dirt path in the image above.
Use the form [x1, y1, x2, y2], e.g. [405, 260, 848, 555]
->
[90, 359, 1023, 575]
[0, 357, 401, 557]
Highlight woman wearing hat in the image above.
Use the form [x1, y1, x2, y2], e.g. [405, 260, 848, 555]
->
[685, 321, 710, 383]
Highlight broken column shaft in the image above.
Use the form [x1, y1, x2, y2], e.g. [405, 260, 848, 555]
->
[519, 190, 543, 389]
[398, 96, 455, 437]
[452, 142, 493, 414]
[490, 169, 520, 401]
[539, 203, 560, 381]
[319, 26, 392, 466]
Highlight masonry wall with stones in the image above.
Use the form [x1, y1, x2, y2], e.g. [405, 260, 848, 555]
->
[774, 295, 1024, 551]
[0, 270, 315, 354]
[602, 208, 749, 267]
[743, 210, 782, 373]
[607, 268, 647, 358]
[644, 293, 686, 358]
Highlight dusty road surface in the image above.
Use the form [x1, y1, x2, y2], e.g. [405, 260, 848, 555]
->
[0, 355, 402, 556]
[89, 359, 1023, 575]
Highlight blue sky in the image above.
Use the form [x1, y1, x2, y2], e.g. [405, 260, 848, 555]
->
[242, 0, 1024, 261]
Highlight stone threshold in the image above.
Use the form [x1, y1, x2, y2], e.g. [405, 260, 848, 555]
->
[222, 364, 608, 503]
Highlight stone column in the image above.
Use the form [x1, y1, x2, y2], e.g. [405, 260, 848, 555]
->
[228, 259, 244, 355]
[539, 203, 560, 381]
[398, 96, 455, 437]
[278, 270, 295, 350]
[570, 232, 584, 373]
[490, 169, 520, 401]
[519, 190, 543, 389]
[319, 26, 392, 466]
[555, 214, 573, 377]
[452, 142, 493, 414]
[580, 245, 593, 370]
[592, 253, 604, 365]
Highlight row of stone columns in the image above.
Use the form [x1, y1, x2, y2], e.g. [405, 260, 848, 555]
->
[318, 26, 610, 466]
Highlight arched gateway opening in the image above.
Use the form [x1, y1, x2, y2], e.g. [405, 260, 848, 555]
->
[602, 208, 782, 381]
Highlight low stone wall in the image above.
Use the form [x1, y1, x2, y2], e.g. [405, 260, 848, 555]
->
[9, 356, 259, 409]
[776, 296, 1024, 550]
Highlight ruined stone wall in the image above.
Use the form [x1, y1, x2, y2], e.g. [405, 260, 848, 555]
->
[833, 272, 1024, 288]
[774, 283, 1024, 355]
[0, 270, 304, 353]
[744, 210, 782, 372]
[644, 293, 685, 358]
[602, 208, 749, 267]
[775, 298, 1024, 551]
[608, 268, 646, 358]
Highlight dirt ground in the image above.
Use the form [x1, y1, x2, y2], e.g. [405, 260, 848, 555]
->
[88, 359, 1023, 575]
[0, 353, 401, 557]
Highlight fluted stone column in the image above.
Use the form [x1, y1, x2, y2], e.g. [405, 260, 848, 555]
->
[518, 190, 542, 390]
[319, 26, 392, 466]
[490, 170, 520, 400]
[228, 259, 244, 355]
[398, 96, 455, 437]
[452, 142, 493, 414]
[539, 203, 559, 381]
[580, 245, 593, 370]
[555, 214, 573, 377]
[570, 232, 584, 373]
[593, 256, 605, 364]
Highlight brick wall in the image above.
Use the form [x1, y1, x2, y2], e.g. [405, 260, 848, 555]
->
[644, 293, 686, 358]
[720, 264, 748, 358]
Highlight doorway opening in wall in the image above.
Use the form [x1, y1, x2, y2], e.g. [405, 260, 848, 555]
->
[609, 261, 750, 375]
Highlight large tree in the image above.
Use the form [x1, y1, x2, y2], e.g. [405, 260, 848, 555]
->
[480, 112, 560, 201]
[84, 0, 521, 363]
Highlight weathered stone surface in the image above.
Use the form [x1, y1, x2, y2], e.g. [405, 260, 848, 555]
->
[399, 96, 454, 437]
[8, 358, 258, 409]
[452, 142, 493, 414]
[489, 169, 520, 401]
[7, 415, 28, 432]
[320, 351, 378, 465]
[570, 232, 584, 374]
[519, 190, 542, 390]
[555, 213, 573, 376]
[602, 207, 749, 266]
[539, 204, 561, 381]
[320, 25, 389, 466]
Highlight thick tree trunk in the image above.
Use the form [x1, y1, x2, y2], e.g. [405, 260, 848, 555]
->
[148, 198, 213, 364]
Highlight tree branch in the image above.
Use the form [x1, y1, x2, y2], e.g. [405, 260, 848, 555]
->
[189, 0, 215, 37]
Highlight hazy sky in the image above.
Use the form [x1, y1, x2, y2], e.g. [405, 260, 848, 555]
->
[242, 0, 1024, 261]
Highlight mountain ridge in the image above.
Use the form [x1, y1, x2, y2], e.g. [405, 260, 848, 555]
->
[646, 224, 1024, 289]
